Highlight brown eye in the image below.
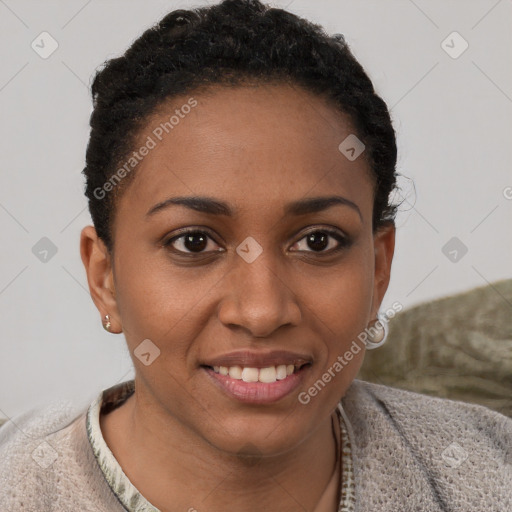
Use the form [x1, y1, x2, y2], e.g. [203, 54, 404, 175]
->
[164, 230, 222, 254]
[290, 229, 350, 254]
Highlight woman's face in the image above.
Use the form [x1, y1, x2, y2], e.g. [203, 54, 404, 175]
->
[83, 83, 394, 456]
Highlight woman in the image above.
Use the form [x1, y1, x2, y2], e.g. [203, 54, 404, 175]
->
[1, 1, 510, 510]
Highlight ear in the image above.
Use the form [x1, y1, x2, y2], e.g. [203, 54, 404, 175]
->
[370, 221, 396, 319]
[80, 225, 122, 333]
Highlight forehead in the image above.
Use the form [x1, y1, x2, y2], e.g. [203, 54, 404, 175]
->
[117, 83, 374, 223]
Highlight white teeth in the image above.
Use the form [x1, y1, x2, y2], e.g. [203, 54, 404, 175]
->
[276, 364, 287, 380]
[259, 366, 277, 383]
[241, 367, 259, 383]
[228, 365, 242, 379]
[210, 363, 306, 382]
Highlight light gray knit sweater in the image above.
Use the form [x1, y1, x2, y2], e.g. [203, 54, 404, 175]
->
[1, 378, 511, 511]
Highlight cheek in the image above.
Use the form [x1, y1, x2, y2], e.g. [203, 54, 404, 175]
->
[301, 241, 374, 335]
[302, 244, 374, 375]
[112, 249, 210, 358]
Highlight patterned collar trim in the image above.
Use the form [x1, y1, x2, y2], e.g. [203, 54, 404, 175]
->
[86, 380, 157, 512]
[86, 380, 356, 512]
[337, 402, 356, 511]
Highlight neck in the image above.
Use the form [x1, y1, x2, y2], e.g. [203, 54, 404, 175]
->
[100, 389, 339, 512]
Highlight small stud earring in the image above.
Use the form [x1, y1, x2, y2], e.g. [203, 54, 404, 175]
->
[103, 314, 112, 332]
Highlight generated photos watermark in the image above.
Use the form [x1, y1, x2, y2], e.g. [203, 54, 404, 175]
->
[93, 97, 198, 200]
[298, 301, 403, 405]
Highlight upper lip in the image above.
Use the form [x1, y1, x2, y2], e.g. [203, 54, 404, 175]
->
[201, 350, 313, 369]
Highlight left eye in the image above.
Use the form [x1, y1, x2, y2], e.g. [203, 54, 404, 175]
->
[290, 229, 348, 253]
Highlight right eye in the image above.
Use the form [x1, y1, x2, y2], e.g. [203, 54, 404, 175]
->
[163, 229, 224, 255]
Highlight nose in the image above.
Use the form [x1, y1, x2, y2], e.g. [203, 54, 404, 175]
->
[217, 250, 302, 338]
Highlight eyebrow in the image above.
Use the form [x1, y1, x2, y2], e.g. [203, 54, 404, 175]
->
[146, 195, 362, 221]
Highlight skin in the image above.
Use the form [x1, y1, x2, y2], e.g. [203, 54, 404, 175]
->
[80, 83, 395, 512]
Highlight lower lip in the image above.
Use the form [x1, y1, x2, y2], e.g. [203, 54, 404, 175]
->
[202, 365, 310, 404]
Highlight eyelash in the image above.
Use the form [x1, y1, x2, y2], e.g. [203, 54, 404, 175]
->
[162, 226, 351, 256]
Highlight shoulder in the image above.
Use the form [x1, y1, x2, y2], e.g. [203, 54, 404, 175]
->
[0, 399, 83, 441]
[344, 378, 512, 450]
[346, 378, 512, 430]
[0, 399, 84, 508]
[341, 379, 512, 510]
[0, 399, 84, 463]
[0, 393, 124, 511]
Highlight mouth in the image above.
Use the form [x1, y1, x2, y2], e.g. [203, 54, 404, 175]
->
[200, 362, 312, 404]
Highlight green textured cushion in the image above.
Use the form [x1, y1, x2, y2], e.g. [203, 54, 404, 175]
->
[358, 279, 512, 418]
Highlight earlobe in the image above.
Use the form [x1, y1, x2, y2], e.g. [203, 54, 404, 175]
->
[80, 226, 122, 333]
[370, 221, 396, 319]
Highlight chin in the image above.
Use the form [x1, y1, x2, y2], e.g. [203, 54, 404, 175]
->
[202, 416, 306, 458]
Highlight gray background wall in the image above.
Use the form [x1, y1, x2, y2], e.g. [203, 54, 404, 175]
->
[1, 0, 511, 418]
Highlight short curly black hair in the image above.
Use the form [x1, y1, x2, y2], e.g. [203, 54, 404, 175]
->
[83, 0, 398, 253]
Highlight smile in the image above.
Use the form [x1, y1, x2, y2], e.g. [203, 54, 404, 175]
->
[201, 363, 312, 404]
